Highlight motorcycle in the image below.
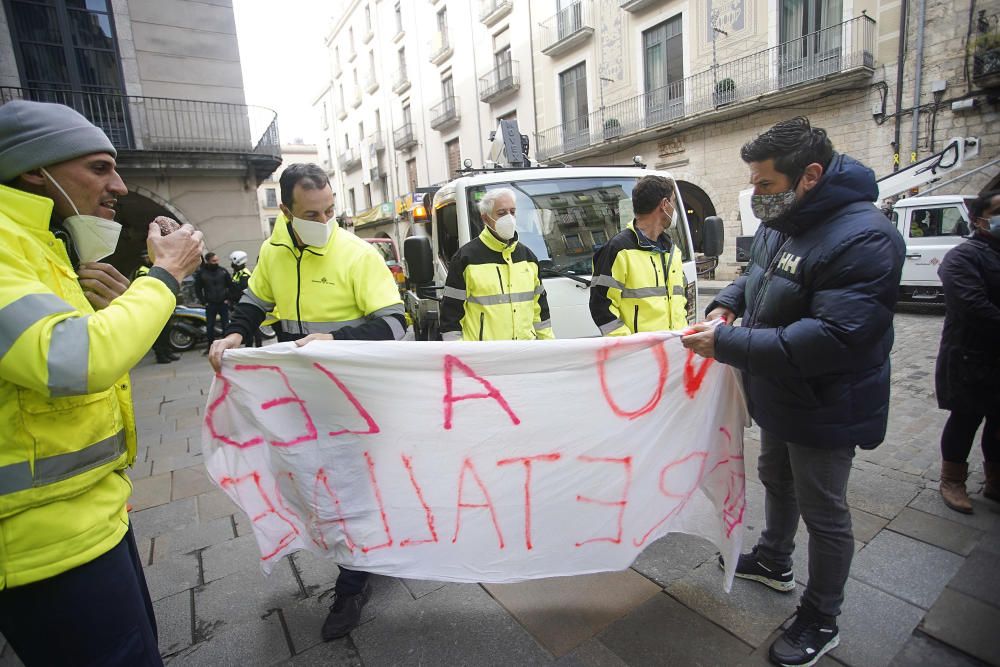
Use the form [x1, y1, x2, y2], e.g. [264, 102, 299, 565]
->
[167, 305, 276, 352]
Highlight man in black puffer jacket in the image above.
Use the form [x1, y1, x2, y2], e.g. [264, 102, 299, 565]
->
[193, 252, 232, 352]
[683, 117, 904, 667]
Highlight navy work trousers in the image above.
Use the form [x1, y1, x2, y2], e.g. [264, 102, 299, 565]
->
[0, 525, 162, 666]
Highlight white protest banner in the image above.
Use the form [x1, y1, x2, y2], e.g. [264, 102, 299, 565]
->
[201, 332, 749, 588]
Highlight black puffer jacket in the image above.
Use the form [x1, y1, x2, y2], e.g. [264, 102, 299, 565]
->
[935, 232, 1000, 415]
[710, 153, 905, 449]
[194, 263, 232, 304]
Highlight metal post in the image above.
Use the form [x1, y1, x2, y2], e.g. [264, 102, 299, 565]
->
[712, 16, 728, 107]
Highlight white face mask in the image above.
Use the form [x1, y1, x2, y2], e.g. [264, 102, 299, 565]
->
[665, 201, 678, 230]
[41, 167, 121, 264]
[492, 213, 516, 241]
[290, 216, 332, 247]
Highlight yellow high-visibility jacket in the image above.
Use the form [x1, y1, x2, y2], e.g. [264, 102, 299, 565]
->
[0, 184, 175, 588]
[237, 215, 404, 341]
[439, 227, 554, 341]
[589, 221, 687, 335]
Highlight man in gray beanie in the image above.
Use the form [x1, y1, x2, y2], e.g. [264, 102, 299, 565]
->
[0, 99, 204, 666]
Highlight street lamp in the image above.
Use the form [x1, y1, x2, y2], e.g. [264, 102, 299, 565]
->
[711, 17, 728, 106]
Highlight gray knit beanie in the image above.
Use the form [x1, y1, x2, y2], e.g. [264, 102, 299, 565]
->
[0, 100, 116, 183]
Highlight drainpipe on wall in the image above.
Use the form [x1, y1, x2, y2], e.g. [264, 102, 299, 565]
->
[527, 0, 540, 162]
[468, 4, 485, 166]
[910, 0, 926, 164]
[892, 0, 908, 171]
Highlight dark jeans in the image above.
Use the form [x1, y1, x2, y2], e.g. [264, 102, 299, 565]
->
[152, 322, 173, 360]
[941, 410, 999, 464]
[0, 525, 162, 666]
[205, 302, 229, 347]
[335, 567, 369, 596]
[756, 430, 855, 618]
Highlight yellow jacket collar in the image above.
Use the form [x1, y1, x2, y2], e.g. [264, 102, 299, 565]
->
[0, 184, 55, 232]
[269, 212, 340, 255]
[478, 225, 517, 254]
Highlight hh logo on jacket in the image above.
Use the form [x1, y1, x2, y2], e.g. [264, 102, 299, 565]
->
[776, 252, 802, 275]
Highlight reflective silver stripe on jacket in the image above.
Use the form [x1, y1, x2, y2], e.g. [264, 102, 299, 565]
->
[673, 285, 684, 296]
[368, 303, 405, 319]
[0, 429, 126, 496]
[534, 285, 546, 296]
[591, 275, 625, 291]
[442, 286, 466, 301]
[534, 319, 552, 331]
[466, 291, 536, 306]
[240, 289, 276, 313]
[621, 286, 669, 299]
[0, 293, 75, 359]
[599, 319, 626, 335]
[47, 315, 90, 396]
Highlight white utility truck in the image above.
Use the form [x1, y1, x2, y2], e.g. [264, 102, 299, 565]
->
[403, 120, 724, 340]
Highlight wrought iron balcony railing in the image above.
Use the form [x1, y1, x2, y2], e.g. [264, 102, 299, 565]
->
[367, 131, 385, 152]
[393, 123, 417, 150]
[429, 96, 460, 130]
[479, 61, 520, 103]
[428, 31, 453, 64]
[392, 69, 411, 94]
[0, 87, 279, 158]
[338, 146, 361, 171]
[539, 0, 594, 56]
[479, 0, 512, 27]
[536, 15, 876, 160]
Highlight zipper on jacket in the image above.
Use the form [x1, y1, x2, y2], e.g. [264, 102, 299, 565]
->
[746, 237, 793, 329]
[479, 312, 485, 341]
[659, 250, 672, 324]
[496, 267, 505, 294]
[633, 305, 639, 333]
[295, 250, 304, 335]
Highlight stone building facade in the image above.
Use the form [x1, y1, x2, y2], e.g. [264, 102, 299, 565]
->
[0, 0, 280, 274]
[529, 0, 998, 276]
[314, 0, 537, 245]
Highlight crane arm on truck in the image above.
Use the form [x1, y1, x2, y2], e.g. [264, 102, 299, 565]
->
[875, 136, 980, 203]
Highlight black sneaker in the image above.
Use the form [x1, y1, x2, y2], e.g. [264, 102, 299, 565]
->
[321, 583, 371, 641]
[769, 606, 840, 666]
[718, 546, 795, 592]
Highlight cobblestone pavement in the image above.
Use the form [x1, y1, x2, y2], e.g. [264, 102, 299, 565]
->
[2, 302, 997, 667]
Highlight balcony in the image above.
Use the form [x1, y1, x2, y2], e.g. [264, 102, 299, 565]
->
[429, 96, 460, 131]
[393, 123, 418, 150]
[619, 0, 659, 11]
[479, 60, 520, 103]
[367, 131, 385, 153]
[0, 86, 280, 182]
[392, 69, 411, 94]
[352, 86, 363, 108]
[428, 31, 453, 65]
[338, 146, 361, 171]
[365, 70, 379, 93]
[392, 28, 405, 44]
[540, 1, 594, 57]
[535, 15, 877, 160]
[336, 101, 347, 120]
[480, 0, 512, 27]
[363, 28, 374, 44]
[972, 17, 1000, 88]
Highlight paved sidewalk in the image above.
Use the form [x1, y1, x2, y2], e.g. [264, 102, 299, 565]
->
[2, 304, 997, 666]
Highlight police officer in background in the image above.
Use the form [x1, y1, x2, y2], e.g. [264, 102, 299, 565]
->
[439, 187, 553, 341]
[0, 99, 204, 665]
[208, 163, 405, 641]
[228, 250, 261, 347]
[135, 252, 179, 363]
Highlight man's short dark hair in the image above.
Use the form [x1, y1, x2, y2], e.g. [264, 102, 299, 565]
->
[969, 190, 1000, 219]
[632, 175, 676, 216]
[279, 163, 330, 207]
[204, 252, 216, 262]
[740, 117, 834, 181]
